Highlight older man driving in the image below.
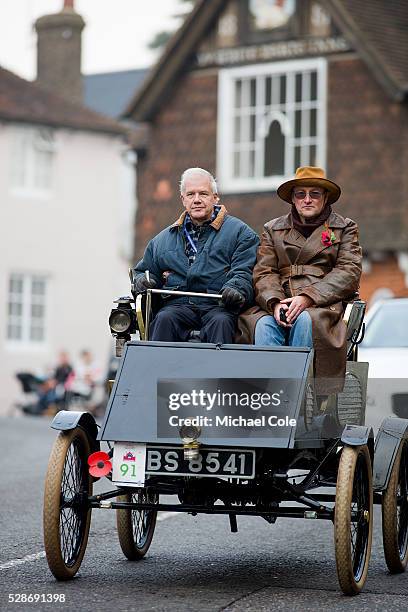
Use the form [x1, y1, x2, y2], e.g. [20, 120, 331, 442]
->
[133, 167, 259, 343]
[238, 166, 362, 391]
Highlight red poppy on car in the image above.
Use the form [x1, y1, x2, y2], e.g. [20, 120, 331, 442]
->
[88, 451, 112, 477]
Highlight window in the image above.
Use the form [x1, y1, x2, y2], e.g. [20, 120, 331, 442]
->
[361, 301, 408, 348]
[10, 127, 55, 194]
[309, 2, 331, 37]
[249, 0, 295, 32]
[217, 58, 327, 192]
[241, 0, 298, 44]
[7, 274, 48, 345]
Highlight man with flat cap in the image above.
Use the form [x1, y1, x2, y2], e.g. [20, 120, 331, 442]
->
[238, 166, 362, 391]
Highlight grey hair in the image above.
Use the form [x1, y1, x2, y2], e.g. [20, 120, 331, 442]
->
[179, 168, 218, 194]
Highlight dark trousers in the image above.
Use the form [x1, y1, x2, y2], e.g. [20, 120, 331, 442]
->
[149, 303, 237, 344]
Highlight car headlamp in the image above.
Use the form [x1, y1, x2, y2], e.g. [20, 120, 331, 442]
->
[179, 424, 201, 443]
[179, 423, 201, 460]
[108, 296, 136, 338]
[109, 309, 132, 334]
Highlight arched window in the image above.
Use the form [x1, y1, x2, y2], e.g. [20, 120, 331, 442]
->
[217, 58, 327, 192]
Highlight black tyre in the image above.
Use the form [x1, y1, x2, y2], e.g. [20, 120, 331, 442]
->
[334, 445, 373, 595]
[43, 428, 92, 580]
[382, 439, 408, 572]
[116, 490, 158, 560]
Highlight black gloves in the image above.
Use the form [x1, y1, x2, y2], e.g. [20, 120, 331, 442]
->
[132, 275, 157, 294]
[221, 287, 245, 312]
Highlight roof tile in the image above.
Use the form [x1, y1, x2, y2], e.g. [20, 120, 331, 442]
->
[0, 65, 126, 135]
[329, 0, 408, 96]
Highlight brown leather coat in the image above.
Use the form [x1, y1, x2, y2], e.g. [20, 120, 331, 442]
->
[237, 211, 362, 392]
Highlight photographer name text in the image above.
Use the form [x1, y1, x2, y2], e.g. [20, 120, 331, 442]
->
[168, 415, 296, 428]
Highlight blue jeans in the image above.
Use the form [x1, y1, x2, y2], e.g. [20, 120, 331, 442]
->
[255, 311, 313, 347]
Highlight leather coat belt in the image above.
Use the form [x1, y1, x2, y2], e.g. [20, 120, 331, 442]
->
[279, 264, 324, 280]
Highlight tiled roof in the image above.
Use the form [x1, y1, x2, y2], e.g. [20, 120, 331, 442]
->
[328, 0, 408, 99]
[0, 65, 126, 135]
[126, 0, 408, 120]
[83, 68, 148, 119]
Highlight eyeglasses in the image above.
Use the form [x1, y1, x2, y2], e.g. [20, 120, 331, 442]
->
[293, 190, 324, 200]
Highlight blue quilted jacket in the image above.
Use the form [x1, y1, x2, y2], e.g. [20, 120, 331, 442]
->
[133, 206, 259, 306]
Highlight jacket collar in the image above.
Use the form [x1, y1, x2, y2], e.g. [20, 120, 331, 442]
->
[271, 211, 347, 231]
[170, 205, 227, 231]
[295, 212, 347, 263]
[271, 211, 348, 263]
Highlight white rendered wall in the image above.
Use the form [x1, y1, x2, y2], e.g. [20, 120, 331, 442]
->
[0, 122, 135, 413]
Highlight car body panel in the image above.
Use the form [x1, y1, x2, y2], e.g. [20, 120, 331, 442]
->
[99, 341, 314, 448]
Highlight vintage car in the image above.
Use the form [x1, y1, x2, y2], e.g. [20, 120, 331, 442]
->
[43, 278, 408, 595]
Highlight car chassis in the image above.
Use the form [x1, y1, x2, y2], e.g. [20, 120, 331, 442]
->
[43, 286, 408, 596]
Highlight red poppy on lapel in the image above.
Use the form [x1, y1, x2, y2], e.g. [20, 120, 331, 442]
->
[321, 224, 336, 246]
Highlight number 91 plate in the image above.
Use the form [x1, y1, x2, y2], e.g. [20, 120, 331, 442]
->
[113, 444, 255, 484]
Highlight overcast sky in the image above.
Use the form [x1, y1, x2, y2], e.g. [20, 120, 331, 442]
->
[0, 0, 186, 80]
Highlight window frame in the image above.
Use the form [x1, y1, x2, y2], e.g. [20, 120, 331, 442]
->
[217, 57, 327, 193]
[9, 125, 56, 198]
[240, 0, 300, 44]
[6, 273, 50, 351]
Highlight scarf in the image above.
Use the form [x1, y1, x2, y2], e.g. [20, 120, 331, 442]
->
[183, 205, 221, 265]
[291, 204, 332, 238]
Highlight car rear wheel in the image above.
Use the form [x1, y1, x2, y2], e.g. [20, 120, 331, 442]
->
[334, 444, 373, 595]
[382, 439, 408, 573]
[43, 428, 92, 580]
[116, 490, 158, 560]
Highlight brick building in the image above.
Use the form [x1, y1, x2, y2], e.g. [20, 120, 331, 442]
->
[125, 0, 408, 305]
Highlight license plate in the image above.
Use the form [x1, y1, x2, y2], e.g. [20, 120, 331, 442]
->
[112, 443, 255, 485]
[145, 446, 255, 479]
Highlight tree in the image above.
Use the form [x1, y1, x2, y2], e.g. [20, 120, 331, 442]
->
[148, 0, 196, 50]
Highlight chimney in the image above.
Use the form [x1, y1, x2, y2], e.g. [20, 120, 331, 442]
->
[35, 0, 85, 104]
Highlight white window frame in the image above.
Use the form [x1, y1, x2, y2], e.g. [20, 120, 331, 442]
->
[217, 57, 327, 193]
[10, 125, 56, 198]
[6, 273, 50, 351]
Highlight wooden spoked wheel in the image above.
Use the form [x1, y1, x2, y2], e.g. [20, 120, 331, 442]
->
[334, 445, 373, 595]
[43, 428, 92, 580]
